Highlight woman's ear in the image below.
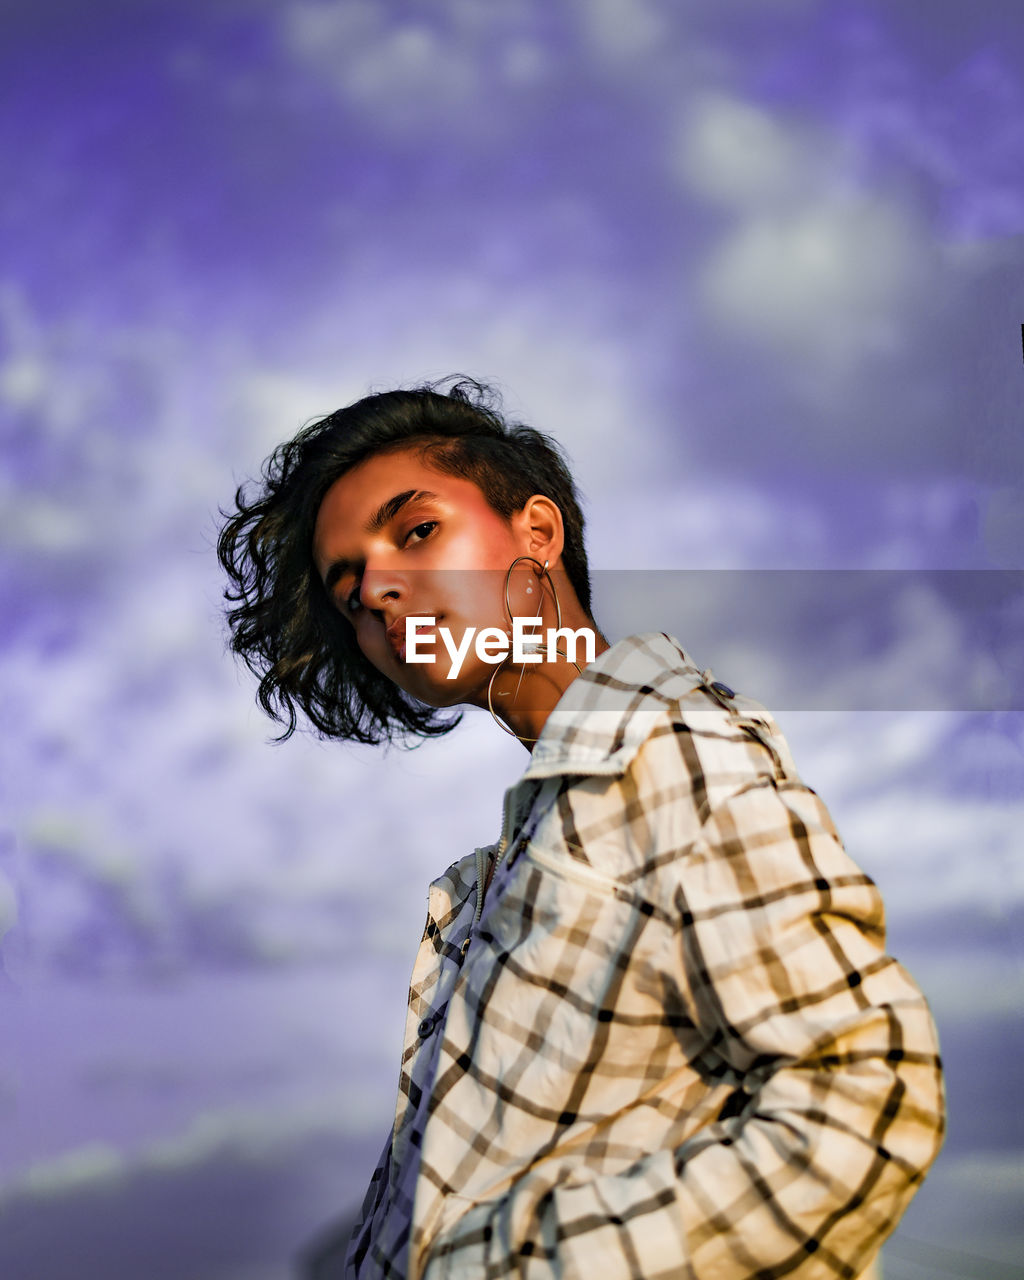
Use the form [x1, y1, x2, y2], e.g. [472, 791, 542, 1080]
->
[518, 494, 564, 566]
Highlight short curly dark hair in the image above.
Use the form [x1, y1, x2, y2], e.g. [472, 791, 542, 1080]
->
[216, 376, 594, 746]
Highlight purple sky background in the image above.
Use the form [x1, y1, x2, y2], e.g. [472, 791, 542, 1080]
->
[1, 2, 1022, 1276]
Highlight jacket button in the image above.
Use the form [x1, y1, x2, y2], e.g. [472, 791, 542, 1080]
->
[418, 1015, 436, 1039]
[710, 681, 735, 699]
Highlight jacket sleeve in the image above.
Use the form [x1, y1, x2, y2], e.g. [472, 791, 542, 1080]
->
[421, 759, 946, 1279]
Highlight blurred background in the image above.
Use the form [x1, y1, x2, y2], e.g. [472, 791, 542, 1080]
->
[1, 1, 1022, 1277]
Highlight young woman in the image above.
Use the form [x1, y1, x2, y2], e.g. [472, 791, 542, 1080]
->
[218, 378, 944, 1280]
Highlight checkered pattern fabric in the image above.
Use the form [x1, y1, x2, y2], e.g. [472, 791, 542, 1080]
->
[344, 633, 945, 1279]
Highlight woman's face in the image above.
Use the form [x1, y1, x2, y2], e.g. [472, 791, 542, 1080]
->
[312, 447, 557, 707]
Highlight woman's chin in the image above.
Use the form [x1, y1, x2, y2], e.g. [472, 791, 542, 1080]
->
[400, 661, 496, 710]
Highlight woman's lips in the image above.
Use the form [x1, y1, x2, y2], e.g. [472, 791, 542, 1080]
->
[388, 617, 436, 664]
[387, 628, 406, 662]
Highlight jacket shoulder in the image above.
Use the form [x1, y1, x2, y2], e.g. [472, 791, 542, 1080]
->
[606, 636, 805, 806]
[651, 676, 805, 819]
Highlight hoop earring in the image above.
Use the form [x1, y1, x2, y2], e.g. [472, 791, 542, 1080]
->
[486, 555, 583, 744]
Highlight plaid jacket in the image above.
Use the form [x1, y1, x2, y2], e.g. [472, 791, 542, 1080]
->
[345, 632, 945, 1280]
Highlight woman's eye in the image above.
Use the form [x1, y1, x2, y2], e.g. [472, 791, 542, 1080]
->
[337, 523, 436, 615]
[405, 521, 437, 544]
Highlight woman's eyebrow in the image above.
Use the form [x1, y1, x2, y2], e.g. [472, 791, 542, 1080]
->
[366, 489, 440, 535]
[321, 489, 440, 595]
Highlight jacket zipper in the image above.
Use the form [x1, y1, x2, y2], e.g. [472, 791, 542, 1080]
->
[471, 784, 518, 927]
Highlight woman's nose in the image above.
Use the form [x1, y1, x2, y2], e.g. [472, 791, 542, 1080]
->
[359, 564, 404, 612]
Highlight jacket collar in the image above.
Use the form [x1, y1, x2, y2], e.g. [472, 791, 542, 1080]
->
[519, 631, 704, 781]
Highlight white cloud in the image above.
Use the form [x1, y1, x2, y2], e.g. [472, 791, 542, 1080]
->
[701, 196, 926, 379]
[669, 89, 947, 398]
[940, 1151, 1024, 1196]
[983, 484, 1024, 568]
[574, 0, 669, 61]
[812, 575, 1010, 712]
[839, 789, 1022, 914]
[585, 475, 828, 569]
[674, 92, 823, 209]
[278, 0, 545, 136]
[1, 1084, 378, 1205]
[18, 1143, 125, 1199]
[781, 711, 958, 801]
[908, 952, 1024, 1023]
[0, 871, 15, 940]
